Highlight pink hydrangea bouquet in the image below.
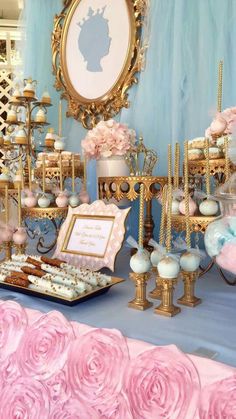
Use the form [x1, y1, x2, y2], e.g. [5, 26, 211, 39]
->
[81, 119, 136, 160]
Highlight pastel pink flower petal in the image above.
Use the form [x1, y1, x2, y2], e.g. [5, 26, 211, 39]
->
[17, 310, 75, 380]
[0, 377, 50, 419]
[50, 399, 99, 419]
[45, 370, 71, 405]
[199, 374, 236, 418]
[124, 346, 200, 419]
[95, 392, 133, 419]
[67, 328, 129, 405]
[0, 300, 28, 362]
[0, 353, 20, 389]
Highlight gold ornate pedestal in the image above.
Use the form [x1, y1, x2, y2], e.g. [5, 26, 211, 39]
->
[128, 272, 153, 311]
[98, 176, 169, 245]
[22, 206, 68, 220]
[154, 277, 181, 317]
[171, 214, 217, 234]
[188, 158, 235, 177]
[149, 268, 162, 299]
[34, 164, 84, 182]
[22, 207, 68, 254]
[177, 270, 201, 307]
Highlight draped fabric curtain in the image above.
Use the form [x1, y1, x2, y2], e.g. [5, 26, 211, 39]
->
[18, 0, 236, 236]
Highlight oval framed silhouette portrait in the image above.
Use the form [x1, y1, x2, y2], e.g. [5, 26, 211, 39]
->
[52, 0, 148, 128]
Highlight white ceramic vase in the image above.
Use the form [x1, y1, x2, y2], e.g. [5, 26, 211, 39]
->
[96, 156, 130, 178]
[96, 156, 130, 206]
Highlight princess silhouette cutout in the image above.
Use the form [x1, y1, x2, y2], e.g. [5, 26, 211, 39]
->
[78, 7, 111, 72]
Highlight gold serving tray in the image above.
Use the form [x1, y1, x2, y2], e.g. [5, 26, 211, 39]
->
[0, 276, 125, 306]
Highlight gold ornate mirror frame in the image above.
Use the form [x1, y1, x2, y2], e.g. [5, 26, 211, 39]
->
[52, 0, 148, 129]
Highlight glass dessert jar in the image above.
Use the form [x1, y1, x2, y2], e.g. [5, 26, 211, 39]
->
[204, 174, 236, 274]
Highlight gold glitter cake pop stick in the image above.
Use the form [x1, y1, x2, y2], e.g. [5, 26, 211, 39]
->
[174, 142, 180, 189]
[159, 185, 167, 246]
[138, 183, 145, 248]
[205, 138, 211, 197]
[184, 141, 191, 248]
[217, 60, 223, 113]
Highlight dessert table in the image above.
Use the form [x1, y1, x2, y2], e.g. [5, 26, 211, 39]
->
[0, 248, 235, 369]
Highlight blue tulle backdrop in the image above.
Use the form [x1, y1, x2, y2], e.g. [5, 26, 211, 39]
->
[19, 0, 236, 239]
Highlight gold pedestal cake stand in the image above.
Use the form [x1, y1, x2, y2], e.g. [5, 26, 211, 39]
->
[98, 176, 169, 246]
[22, 207, 68, 254]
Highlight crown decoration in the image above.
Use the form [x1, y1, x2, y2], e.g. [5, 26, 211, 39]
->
[78, 6, 107, 29]
[125, 136, 158, 176]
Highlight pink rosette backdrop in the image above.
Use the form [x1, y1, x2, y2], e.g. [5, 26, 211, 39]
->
[0, 300, 235, 418]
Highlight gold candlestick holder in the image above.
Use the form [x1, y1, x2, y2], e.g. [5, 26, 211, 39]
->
[128, 272, 153, 310]
[149, 268, 162, 299]
[177, 270, 201, 307]
[154, 277, 181, 317]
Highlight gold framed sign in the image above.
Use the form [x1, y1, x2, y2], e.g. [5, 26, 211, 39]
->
[52, 0, 148, 129]
[61, 214, 115, 258]
[54, 200, 131, 271]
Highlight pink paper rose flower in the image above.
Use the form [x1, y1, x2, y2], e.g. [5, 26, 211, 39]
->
[17, 310, 75, 380]
[0, 300, 27, 362]
[50, 399, 99, 419]
[67, 328, 129, 405]
[124, 346, 200, 419]
[0, 377, 50, 419]
[199, 374, 236, 418]
[82, 119, 136, 160]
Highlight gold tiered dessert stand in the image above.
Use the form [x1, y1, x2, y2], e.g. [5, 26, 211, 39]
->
[34, 162, 84, 181]
[23, 161, 85, 254]
[98, 175, 169, 245]
[188, 158, 236, 184]
[171, 156, 236, 284]
[1, 85, 85, 255]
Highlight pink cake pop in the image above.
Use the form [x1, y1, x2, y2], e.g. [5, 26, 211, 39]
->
[1, 226, 13, 242]
[13, 227, 27, 245]
[79, 187, 90, 204]
[56, 192, 69, 208]
[179, 197, 197, 216]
